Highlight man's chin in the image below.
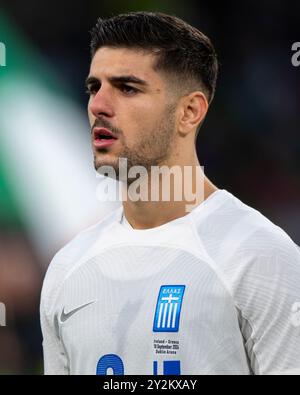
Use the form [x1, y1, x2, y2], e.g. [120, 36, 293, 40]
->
[94, 157, 140, 184]
[93, 155, 119, 178]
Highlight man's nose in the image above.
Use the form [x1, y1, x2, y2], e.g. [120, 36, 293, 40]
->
[89, 86, 115, 118]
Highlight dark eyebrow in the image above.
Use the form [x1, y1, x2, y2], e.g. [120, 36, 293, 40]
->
[109, 75, 149, 87]
[85, 74, 149, 88]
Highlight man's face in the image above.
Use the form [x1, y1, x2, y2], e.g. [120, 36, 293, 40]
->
[87, 47, 177, 178]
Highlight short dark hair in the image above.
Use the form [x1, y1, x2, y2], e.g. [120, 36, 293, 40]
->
[90, 11, 218, 104]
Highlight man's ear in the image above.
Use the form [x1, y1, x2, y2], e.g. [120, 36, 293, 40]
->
[178, 91, 208, 136]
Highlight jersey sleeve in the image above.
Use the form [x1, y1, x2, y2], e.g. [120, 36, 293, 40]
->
[40, 294, 69, 375]
[39, 216, 110, 375]
[229, 227, 300, 375]
[40, 252, 70, 375]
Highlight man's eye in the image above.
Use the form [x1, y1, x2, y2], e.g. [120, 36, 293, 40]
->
[120, 85, 138, 95]
[85, 85, 99, 95]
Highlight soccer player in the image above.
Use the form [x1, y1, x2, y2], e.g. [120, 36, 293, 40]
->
[40, 12, 300, 375]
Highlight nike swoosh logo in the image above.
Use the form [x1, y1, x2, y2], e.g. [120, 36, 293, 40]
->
[60, 301, 96, 323]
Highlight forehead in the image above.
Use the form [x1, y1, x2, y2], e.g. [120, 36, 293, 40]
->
[89, 47, 163, 85]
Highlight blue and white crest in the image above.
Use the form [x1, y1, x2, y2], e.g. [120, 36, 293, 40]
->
[153, 285, 185, 332]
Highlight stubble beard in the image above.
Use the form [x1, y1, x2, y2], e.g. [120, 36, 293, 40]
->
[94, 103, 176, 185]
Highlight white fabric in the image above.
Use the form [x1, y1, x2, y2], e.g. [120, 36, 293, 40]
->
[120, 212, 133, 229]
[40, 189, 300, 375]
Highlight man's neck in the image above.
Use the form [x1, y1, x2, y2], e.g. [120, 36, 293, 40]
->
[121, 164, 218, 230]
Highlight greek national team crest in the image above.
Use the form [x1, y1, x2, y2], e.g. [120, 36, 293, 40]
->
[153, 285, 186, 332]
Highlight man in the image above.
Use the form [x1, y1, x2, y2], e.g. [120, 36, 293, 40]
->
[40, 12, 300, 375]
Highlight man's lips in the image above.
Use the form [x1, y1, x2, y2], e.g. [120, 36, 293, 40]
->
[93, 127, 118, 149]
[93, 127, 118, 140]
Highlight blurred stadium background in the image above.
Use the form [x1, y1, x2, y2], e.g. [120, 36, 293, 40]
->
[0, 0, 299, 374]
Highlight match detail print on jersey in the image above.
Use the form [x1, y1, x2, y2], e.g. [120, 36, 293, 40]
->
[153, 285, 186, 332]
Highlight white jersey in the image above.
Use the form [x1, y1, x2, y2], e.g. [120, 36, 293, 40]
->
[40, 189, 300, 375]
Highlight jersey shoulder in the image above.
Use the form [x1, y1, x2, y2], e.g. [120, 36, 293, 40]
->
[193, 189, 300, 303]
[193, 190, 300, 374]
[193, 189, 299, 264]
[41, 207, 121, 314]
